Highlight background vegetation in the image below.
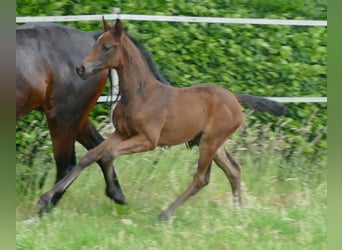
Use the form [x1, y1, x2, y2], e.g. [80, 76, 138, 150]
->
[16, 1, 326, 249]
[16, 0, 327, 161]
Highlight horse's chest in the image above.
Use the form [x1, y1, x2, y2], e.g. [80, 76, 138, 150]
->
[112, 108, 139, 138]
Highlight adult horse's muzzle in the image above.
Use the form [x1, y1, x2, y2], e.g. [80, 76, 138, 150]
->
[76, 64, 89, 80]
[76, 63, 103, 80]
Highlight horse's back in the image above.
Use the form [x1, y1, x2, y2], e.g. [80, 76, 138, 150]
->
[178, 83, 241, 113]
[16, 23, 101, 118]
[16, 22, 96, 81]
[156, 83, 243, 146]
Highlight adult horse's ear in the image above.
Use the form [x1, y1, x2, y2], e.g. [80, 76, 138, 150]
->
[102, 16, 111, 32]
[114, 19, 124, 36]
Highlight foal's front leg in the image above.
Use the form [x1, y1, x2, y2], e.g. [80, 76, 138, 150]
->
[76, 119, 126, 205]
[37, 132, 123, 210]
[37, 133, 157, 210]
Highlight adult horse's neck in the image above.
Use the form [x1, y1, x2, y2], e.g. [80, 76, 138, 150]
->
[116, 36, 158, 105]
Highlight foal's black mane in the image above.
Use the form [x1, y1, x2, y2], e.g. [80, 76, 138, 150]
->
[126, 34, 170, 85]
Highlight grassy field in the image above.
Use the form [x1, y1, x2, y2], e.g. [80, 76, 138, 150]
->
[16, 116, 326, 250]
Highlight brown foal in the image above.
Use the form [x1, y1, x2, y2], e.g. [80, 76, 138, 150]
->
[38, 18, 285, 220]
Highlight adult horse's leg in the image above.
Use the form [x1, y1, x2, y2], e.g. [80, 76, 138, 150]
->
[46, 121, 77, 208]
[76, 119, 126, 205]
[213, 146, 242, 207]
[37, 132, 124, 209]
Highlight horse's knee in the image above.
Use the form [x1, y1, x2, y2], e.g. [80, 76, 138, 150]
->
[79, 151, 96, 168]
[101, 152, 114, 166]
[194, 173, 210, 189]
[188, 175, 209, 196]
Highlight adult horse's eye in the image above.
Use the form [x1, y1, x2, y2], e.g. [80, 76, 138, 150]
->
[102, 43, 111, 51]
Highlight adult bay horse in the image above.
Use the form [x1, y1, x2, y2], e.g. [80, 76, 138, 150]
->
[16, 22, 168, 211]
[38, 18, 285, 220]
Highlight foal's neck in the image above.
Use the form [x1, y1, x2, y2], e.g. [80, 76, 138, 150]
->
[116, 37, 157, 99]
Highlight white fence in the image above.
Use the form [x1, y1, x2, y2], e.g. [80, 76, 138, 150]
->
[16, 14, 327, 26]
[97, 96, 326, 103]
[16, 13, 327, 103]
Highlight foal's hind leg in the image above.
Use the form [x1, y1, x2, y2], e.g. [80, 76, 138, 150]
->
[158, 146, 215, 221]
[77, 119, 126, 205]
[213, 146, 242, 207]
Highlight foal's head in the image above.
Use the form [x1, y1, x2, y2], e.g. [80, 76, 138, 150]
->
[76, 18, 125, 80]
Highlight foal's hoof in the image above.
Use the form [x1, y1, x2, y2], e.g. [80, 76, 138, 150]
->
[37, 192, 53, 209]
[157, 211, 170, 221]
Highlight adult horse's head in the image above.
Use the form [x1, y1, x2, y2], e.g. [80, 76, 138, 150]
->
[76, 17, 124, 80]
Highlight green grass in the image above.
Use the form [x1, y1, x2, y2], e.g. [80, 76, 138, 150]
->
[16, 141, 326, 250]
[16, 114, 326, 249]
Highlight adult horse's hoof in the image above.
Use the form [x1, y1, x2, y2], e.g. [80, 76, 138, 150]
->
[113, 194, 126, 205]
[106, 187, 127, 205]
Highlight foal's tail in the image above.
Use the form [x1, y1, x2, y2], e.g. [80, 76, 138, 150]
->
[235, 94, 286, 116]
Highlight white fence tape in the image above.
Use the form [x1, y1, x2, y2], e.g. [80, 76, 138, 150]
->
[16, 14, 327, 26]
[97, 96, 326, 103]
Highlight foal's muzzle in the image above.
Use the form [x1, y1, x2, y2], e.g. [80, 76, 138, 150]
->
[76, 65, 88, 80]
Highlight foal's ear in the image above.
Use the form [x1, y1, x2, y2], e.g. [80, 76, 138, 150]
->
[113, 19, 124, 37]
[102, 16, 111, 32]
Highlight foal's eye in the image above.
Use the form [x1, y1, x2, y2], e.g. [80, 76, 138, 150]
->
[102, 43, 111, 51]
